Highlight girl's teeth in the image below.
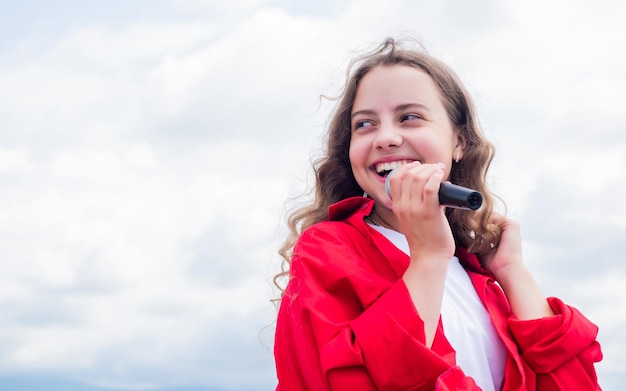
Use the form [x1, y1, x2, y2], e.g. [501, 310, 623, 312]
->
[375, 160, 414, 174]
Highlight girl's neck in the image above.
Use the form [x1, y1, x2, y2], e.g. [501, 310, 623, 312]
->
[370, 207, 400, 232]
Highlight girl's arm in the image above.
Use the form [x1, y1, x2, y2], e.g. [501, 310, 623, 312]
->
[389, 162, 456, 347]
[482, 216, 602, 390]
[481, 216, 553, 320]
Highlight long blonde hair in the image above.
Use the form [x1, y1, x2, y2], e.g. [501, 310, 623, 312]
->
[275, 37, 502, 292]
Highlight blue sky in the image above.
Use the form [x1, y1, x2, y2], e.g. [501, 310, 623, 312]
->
[0, 0, 625, 390]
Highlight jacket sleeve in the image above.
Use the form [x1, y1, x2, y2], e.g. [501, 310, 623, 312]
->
[507, 297, 603, 390]
[275, 224, 480, 390]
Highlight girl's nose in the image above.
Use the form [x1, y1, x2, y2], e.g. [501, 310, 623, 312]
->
[374, 123, 403, 150]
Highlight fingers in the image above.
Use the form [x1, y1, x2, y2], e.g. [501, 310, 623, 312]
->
[390, 163, 455, 260]
[487, 213, 520, 234]
[388, 162, 446, 207]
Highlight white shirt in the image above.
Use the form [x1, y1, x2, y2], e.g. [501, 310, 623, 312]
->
[369, 223, 507, 391]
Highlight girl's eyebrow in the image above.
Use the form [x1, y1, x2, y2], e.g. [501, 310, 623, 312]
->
[394, 103, 430, 113]
[352, 103, 430, 118]
[351, 109, 376, 118]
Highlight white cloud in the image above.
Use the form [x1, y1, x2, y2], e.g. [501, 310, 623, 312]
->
[0, 0, 624, 389]
[0, 146, 33, 173]
[0, 138, 283, 388]
[169, 0, 277, 15]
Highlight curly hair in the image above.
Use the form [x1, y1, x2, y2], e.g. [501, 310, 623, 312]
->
[274, 37, 502, 293]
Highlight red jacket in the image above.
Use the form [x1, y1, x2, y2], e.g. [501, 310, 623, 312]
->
[274, 197, 602, 390]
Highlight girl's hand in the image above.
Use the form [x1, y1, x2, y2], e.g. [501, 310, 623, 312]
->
[387, 162, 455, 264]
[480, 214, 524, 278]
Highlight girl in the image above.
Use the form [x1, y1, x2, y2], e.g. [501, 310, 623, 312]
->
[273, 37, 602, 390]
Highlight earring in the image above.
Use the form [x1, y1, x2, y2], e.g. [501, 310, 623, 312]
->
[363, 191, 368, 198]
[454, 151, 460, 163]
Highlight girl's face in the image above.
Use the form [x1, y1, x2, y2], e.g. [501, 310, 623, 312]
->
[349, 64, 465, 210]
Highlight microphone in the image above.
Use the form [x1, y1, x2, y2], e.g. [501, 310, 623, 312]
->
[384, 168, 483, 211]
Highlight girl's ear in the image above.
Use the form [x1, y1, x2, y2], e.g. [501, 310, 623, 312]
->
[454, 126, 468, 162]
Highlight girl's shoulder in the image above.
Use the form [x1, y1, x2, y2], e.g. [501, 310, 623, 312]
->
[300, 196, 375, 244]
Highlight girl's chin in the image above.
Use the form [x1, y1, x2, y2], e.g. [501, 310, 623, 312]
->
[370, 196, 393, 208]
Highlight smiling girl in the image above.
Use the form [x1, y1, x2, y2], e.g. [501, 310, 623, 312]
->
[273, 37, 602, 390]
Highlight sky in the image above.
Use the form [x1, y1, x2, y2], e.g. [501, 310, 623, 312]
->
[0, 0, 625, 390]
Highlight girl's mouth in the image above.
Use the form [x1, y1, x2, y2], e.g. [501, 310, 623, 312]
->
[374, 160, 415, 177]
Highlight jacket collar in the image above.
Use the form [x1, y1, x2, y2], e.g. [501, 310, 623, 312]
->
[328, 196, 374, 221]
[327, 196, 493, 278]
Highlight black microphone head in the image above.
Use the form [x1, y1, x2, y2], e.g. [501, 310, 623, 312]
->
[439, 182, 483, 211]
[466, 191, 483, 211]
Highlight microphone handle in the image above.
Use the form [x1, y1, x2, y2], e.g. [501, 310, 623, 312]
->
[438, 182, 483, 211]
[384, 169, 483, 211]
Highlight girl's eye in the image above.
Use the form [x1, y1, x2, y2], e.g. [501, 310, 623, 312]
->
[354, 120, 373, 130]
[401, 114, 422, 122]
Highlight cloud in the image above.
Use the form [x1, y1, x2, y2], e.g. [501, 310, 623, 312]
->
[0, 146, 34, 173]
[0, 0, 624, 390]
[0, 137, 283, 389]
